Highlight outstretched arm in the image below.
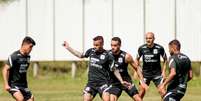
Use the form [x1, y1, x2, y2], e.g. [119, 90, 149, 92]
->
[2, 64, 11, 91]
[126, 53, 148, 90]
[63, 41, 83, 58]
[113, 69, 131, 89]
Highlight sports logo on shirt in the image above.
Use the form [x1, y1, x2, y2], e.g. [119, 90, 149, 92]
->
[100, 55, 105, 60]
[153, 49, 158, 54]
[118, 57, 123, 63]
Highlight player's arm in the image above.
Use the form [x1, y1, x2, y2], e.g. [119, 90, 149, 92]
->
[63, 41, 84, 58]
[126, 53, 143, 80]
[109, 54, 131, 88]
[163, 67, 176, 87]
[135, 47, 142, 67]
[113, 69, 131, 88]
[161, 48, 167, 78]
[2, 64, 11, 91]
[159, 58, 176, 91]
[126, 53, 148, 90]
[188, 67, 193, 82]
[159, 67, 176, 97]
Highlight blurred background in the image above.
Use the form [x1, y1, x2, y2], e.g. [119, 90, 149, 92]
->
[0, 0, 201, 101]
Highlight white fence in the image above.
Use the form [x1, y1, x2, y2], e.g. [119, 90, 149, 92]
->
[0, 0, 200, 61]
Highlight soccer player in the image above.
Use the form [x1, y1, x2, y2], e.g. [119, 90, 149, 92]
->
[63, 36, 129, 101]
[159, 39, 193, 101]
[136, 32, 167, 99]
[2, 36, 36, 101]
[108, 37, 148, 101]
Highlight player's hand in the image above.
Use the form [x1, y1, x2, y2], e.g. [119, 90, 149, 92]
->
[4, 84, 11, 91]
[121, 81, 132, 89]
[158, 84, 166, 97]
[63, 41, 70, 49]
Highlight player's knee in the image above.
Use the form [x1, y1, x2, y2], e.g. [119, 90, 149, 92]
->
[133, 94, 142, 101]
[15, 97, 24, 101]
[13, 93, 24, 101]
[102, 92, 110, 101]
[83, 93, 93, 101]
[110, 94, 118, 101]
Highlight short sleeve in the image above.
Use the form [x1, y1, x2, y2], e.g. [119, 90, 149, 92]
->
[168, 57, 176, 69]
[82, 48, 93, 58]
[5, 54, 16, 68]
[136, 47, 142, 60]
[107, 53, 115, 71]
[160, 47, 167, 60]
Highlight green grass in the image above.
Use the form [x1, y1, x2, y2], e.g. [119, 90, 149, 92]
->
[1, 72, 201, 101]
[0, 61, 201, 101]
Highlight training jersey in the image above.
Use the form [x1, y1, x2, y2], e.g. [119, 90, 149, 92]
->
[168, 53, 191, 90]
[83, 48, 114, 85]
[109, 50, 132, 85]
[136, 43, 167, 77]
[6, 50, 31, 88]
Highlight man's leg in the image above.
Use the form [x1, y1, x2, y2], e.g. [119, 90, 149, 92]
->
[139, 78, 150, 99]
[83, 86, 95, 101]
[83, 93, 94, 101]
[13, 91, 24, 101]
[108, 86, 121, 101]
[27, 95, 34, 101]
[132, 94, 142, 101]
[102, 91, 110, 101]
[153, 75, 165, 98]
[139, 84, 146, 98]
[125, 84, 142, 101]
[110, 94, 118, 101]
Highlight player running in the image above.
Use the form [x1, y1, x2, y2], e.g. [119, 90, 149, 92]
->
[63, 36, 129, 101]
[136, 32, 167, 99]
[159, 39, 193, 101]
[2, 36, 36, 101]
[108, 37, 148, 101]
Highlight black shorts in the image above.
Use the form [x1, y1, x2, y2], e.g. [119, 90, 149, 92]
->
[141, 75, 163, 87]
[163, 84, 186, 101]
[109, 83, 138, 97]
[9, 86, 32, 100]
[83, 82, 111, 98]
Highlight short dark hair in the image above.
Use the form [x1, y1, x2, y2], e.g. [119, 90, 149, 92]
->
[112, 37, 121, 45]
[169, 39, 180, 50]
[93, 36, 104, 42]
[22, 36, 36, 46]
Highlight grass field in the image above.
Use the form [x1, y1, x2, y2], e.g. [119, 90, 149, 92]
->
[1, 71, 201, 101]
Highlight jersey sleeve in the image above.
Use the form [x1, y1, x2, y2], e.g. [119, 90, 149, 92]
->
[107, 53, 115, 71]
[168, 57, 176, 69]
[82, 48, 92, 58]
[160, 47, 167, 60]
[5, 54, 16, 68]
[136, 47, 142, 60]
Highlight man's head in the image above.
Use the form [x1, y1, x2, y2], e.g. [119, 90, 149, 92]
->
[93, 36, 104, 52]
[145, 32, 155, 47]
[111, 37, 121, 54]
[21, 36, 36, 55]
[168, 39, 181, 55]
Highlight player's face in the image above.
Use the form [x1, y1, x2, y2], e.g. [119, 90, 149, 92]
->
[168, 45, 174, 56]
[23, 43, 34, 55]
[93, 40, 103, 52]
[111, 40, 120, 54]
[146, 33, 154, 47]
